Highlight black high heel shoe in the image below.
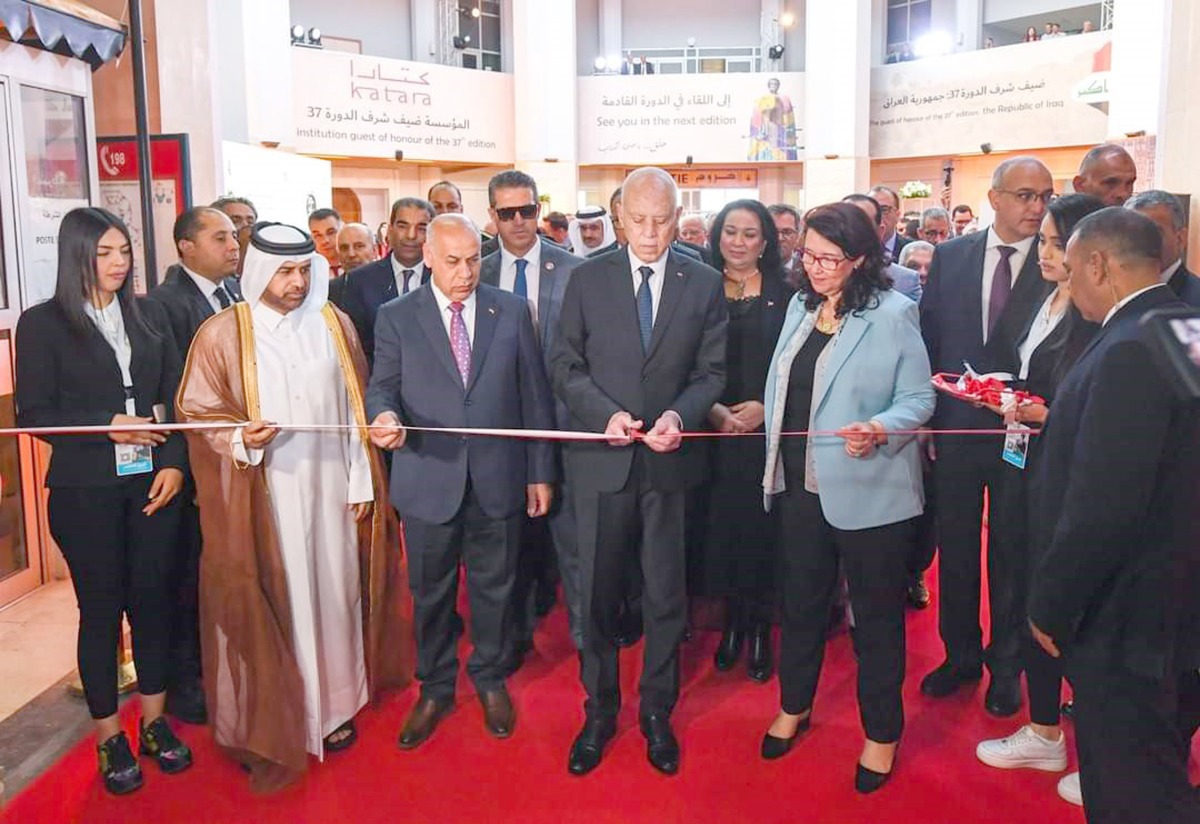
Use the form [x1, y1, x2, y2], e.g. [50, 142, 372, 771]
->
[855, 747, 898, 794]
[760, 714, 810, 760]
[746, 623, 773, 682]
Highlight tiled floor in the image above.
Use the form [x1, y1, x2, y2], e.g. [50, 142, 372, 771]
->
[0, 581, 79, 723]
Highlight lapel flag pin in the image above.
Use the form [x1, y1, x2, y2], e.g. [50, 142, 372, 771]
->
[488, 306, 497, 315]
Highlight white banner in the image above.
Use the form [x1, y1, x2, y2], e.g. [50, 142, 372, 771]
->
[222, 142, 332, 229]
[870, 33, 1112, 159]
[292, 50, 515, 164]
[578, 73, 805, 165]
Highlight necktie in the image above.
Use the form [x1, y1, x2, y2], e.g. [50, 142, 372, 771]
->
[514, 258, 528, 300]
[636, 266, 654, 352]
[449, 301, 471, 386]
[213, 286, 231, 310]
[402, 269, 415, 295]
[987, 246, 1017, 337]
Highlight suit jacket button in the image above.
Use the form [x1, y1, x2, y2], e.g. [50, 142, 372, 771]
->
[465, 399, 473, 406]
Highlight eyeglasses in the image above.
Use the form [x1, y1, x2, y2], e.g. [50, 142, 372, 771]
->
[800, 248, 848, 271]
[995, 189, 1057, 205]
[495, 204, 539, 222]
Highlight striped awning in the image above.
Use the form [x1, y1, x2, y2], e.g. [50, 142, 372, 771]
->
[0, 0, 126, 69]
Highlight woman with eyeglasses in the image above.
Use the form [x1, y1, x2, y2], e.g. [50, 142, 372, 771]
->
[698, 200, 794, 682]
[759, 203, 934, 793]
[974, 194, 1105, 806]
[15, 207, 192, 794]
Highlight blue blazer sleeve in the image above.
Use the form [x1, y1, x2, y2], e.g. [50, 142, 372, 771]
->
[872, 296, 936, 455]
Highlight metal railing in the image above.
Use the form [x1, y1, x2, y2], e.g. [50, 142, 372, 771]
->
[604, 45, 766, 75]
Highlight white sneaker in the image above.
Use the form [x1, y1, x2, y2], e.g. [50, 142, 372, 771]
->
[1057, 771, 1083, 806]
[976, 724, 1068, 771]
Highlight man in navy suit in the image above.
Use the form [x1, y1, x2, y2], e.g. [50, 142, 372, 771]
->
[918, 157, 1056, 717]
[341, 197, 434, 366]
[1028, 208, 1200, 823]
[843, 194, 923, 302]
[479, 170, 585, 658]
[1125, 190, 1200, 307]
[367, 214, 556, 750]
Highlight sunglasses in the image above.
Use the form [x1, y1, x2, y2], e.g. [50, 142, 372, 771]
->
[496, 204, 539, 221]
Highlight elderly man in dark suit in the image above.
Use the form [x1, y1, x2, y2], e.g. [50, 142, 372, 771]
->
[143, 205, 243, 725]
[552, 167, 727, 777]
[479, 170, 584, 659]
[341, 197, 434, 367]
[1028, 208, 1200, 823]
[367, 214, 556, 749]
[1125, 189, 1200, 306]
[918, 156, 1056, 717]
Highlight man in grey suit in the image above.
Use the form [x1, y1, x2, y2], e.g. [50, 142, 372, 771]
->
[843, 194, 923, 302]
[552, 168, 727, 777]
[480, 170, 585, 660]
[367, 214, 556, 749]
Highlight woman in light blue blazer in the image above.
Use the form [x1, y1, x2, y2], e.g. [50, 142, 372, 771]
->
[758, 203, 934, 793]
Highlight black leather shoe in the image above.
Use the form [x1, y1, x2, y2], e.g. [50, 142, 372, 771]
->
[567, 716, 616, 776]
[713, 625, 745, 672]
[165, 681, 207, 725]
[139, 716, 193, 774]
[855, 760, 894, 794]
[984, 675, 1023, 717]
[746, 624, 773, 683]
[98, 732, 144, 795]
[919, 660, 983, 697]
[760, 714, 810, 760]
[398, 696, 454, 750]
[906, 576, 931, 609]
[639, 713, 680, 775]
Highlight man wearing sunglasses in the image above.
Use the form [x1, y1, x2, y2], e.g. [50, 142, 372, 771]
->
[480, 170, 586, 665]
[918, 156, 1056, 719]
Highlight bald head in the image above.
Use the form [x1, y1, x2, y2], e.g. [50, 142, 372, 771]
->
[336, 222, 378, 272]
[1065, 207, 1163, 322]
[988, 156, 1054, 242]
[1073, 144, 1137, 206]
[424, 213, 481, 302]
[620, 167, 681, 263]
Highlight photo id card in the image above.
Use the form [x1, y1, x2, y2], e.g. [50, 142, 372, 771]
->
[1001, 422, 1031, 470]
[115, 444, 154, 477]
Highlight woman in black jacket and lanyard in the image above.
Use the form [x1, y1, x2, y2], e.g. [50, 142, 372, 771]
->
[973, 194, 1105, 802]
[15, 208, 193, 795]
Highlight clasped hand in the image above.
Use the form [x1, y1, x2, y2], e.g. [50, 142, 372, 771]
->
[108, 414, 167, 447]
[837, 420, 884, 459]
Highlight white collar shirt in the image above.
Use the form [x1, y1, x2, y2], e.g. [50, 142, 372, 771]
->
[183, 265, 231, 313]
[981, 227, 1037, 342]
[1162, 258, 1183, 285]
[628, 247, 669, 323]
[390, 256, 427, 296]
[1102, 283, 1168, 327]
[499, 240, 541, 324]
[83, 298, 135, 413]
[431, 282, 477, 346]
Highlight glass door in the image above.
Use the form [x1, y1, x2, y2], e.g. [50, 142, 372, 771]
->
[0, 79, 41, 606]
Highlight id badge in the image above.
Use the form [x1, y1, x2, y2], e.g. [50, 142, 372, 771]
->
[1001, 422, 1030, 470]
[115, 444, 154, 477]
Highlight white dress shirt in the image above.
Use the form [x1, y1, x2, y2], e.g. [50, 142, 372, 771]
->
[981, 227, 1037, 342]
[1161, 258, 1183, 285]
[390, 257, 427, 296]
[83, 298, 135, 414]
[628, 246, 668, 323]
[1016, 291, 1066, 380]
[1102, 283, 1168, 327]
[431, 282, 477, 345]
[499, 241, 541, 323]
[183, 265, 231, 313]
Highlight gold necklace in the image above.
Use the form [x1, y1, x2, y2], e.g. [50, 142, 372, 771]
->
[815, 303, 841, 334]
[723, 269, 759, 299]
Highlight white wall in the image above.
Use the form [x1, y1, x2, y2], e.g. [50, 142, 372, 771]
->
[622, 0, 762, 50]
[982, 0, 1094, 25]
[576, 0, 601, 73]
[288, 0, 412, 60]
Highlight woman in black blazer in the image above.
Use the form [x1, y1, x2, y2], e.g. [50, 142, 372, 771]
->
[698, 200, 794, 681]
[974, 194, 1105, 790]
[15, 208, 193, 794]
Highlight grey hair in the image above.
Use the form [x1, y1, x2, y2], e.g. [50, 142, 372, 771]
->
[427, 213, 480, 248]
[337, 222, 374, 241]
[920, 207, 951, 226]
[898, 240, 935, 267]
[990, 156, 1051, 190]
[622, 167, 678, 207]
[1125, 189, 1187, 231]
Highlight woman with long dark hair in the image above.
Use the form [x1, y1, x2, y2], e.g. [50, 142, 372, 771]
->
[15, 207, 192, 794]
[974, 194, 1105, 806]
[700, 199, 794, 682]
[759, 203, 934, 792]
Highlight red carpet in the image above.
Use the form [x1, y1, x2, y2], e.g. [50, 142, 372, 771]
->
[5, 580, 1196, 824]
